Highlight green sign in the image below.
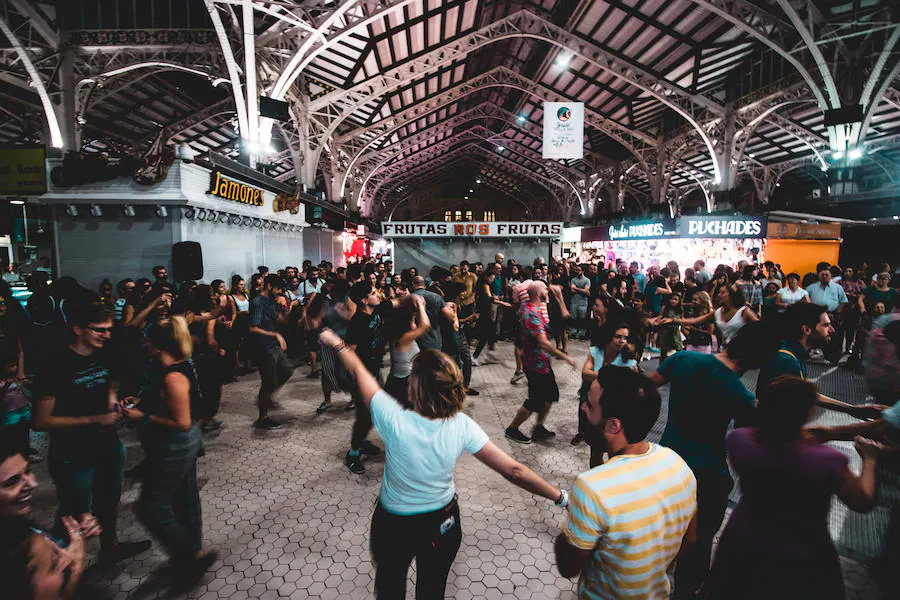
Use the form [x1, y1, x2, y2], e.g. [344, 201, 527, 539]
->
[0, 147, 47, 195]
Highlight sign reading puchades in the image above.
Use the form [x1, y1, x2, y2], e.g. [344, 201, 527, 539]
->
[382, 222, 564, 238]
[208, 170, 264, 206]
[581, 219, 678, 242]
[680, 216, 766, 238]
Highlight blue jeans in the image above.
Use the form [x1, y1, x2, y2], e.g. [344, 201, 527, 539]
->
[137, 424, 204, 561]
[49, 440, 126, 548]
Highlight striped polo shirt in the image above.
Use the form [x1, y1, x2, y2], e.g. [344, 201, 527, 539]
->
[563, 443, 697, 599]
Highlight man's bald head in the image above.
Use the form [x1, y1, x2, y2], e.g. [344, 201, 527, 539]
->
[412, 276, 426, 289]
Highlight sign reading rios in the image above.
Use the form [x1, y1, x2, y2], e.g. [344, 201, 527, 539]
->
[208, 171, 264, 206]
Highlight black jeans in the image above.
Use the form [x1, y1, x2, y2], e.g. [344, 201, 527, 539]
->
[137, 424, 204, 562]
[472, 314, 496, 358]
[351, 364, 381, 450]
[673, 469, 734, 600]
[257, 349, 295, 419]
[371, 499, 462, 599]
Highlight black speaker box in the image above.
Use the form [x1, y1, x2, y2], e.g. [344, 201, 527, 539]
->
[172, 241, 203, 282]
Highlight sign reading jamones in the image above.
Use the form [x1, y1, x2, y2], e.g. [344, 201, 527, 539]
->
[383, 222, 564, 238]
[208, 171, 264, 206]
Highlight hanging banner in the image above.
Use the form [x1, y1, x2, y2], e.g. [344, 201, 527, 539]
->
[382, 222, 563, 238]
[0, 146, 46, 195]
[542, 102, 584, 159]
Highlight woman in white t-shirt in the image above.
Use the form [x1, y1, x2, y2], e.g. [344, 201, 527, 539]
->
[319, 322, 567, 600]
[776, 272, 810, 309]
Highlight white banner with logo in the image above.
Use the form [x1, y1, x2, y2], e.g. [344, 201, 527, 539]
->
[542, 102, 584, 159]
[382, 222, 563, 238]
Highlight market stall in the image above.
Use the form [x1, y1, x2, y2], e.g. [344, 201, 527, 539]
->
[766, 222, 841, 275]
[580, 215, 767, 271]
[37, 158, 336, 289]
[383, 221, 563, 272]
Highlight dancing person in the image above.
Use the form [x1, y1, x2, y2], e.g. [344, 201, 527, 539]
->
[645, 322, 780, 600]
[318, 329, 568, 600]
[384, 294, 431, 408]
[344, 283, 423, 474]
[472, 271, 509, 363]
[504, 280, 577, 445]
[673, 284, 758, 347]
[555, 367, 698, 599]
[249, 275, 295, 430]
[757, 302, 884, 419]
[684, 291, 715, 353]
[412, 276, 454, 352]
[1, 442, 103, 600]
[701, 376, 881, 600]
[122, 317, 217, 590]
[573, 322, 638, 460]
[658, 292, 685, 360]
[33, 301, 151, 564]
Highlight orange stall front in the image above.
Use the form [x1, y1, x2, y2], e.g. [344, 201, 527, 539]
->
[764, 223, 841, 276]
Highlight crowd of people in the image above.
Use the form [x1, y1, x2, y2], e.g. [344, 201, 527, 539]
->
[1, 250, 898, 599]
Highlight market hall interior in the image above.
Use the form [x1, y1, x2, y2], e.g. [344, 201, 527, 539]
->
[1, 1, 899, 599]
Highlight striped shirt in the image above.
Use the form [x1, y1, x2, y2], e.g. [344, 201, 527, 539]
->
[512, 281, 549, 323]
[563, 444, 697, 599]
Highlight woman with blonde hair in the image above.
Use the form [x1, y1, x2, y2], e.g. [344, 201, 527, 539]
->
[123, 316, 216, 590]
[319, 328, 568, 600]
[684, 290, 715, 353]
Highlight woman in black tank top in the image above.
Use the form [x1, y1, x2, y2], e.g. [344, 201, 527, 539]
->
[122, 316, 216, 590]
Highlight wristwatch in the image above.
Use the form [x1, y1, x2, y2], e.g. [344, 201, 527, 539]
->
[555, 489, 569, 508]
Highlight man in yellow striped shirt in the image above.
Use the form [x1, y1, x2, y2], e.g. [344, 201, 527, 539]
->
[555, 367, 698, 599]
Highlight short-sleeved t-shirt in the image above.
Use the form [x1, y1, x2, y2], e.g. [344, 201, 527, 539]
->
[589, 346, 636, 369]
[34, 347, 119, 460]
[249, 294, 281, 354]
[521, 302, 551, 374]
[370, 390, 489, 515]
[645, 282, 663, 314]
[563, 444, 697, 600]
[570, 276, 591, 301]
[346, 301, 392, 371]
[658, 351, 756, 475]
[412, 289, 445, 351]
[805, 282, 848, 312]
[777, 286, 809, 306]
[862, 286, 899, 312]
[756, 340, 808, 397]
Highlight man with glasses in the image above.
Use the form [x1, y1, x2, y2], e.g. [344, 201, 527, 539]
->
[33, 301, 151, 564]
[151, 265, 168, 283]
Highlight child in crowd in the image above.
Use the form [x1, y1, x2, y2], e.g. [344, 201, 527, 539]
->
[683, 291, 715, 354]
[0, 358, 34, 459]
[657, 293, 684, 359]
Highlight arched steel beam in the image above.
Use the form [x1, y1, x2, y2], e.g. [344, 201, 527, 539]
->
[0, 12, 63, 147]
[362, 124, 583, 213]
[335, 66, 656, 202]
[305, 10, 724, 184]
[859, 59, 900, 147]
[204, 0, 249, 141]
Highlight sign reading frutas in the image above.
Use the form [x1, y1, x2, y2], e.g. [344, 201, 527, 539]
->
[0, 147, 46, 195]
[208, 171, 264, 206]
[680, 216, 766, 238]
[382, 222, 564, 238]
[542, 102, 584, 159]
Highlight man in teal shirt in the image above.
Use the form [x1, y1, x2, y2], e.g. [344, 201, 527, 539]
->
[647, 322, 779, 600]
[758, 302, 881, 419]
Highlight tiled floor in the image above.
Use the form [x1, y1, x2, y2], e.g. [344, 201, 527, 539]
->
[27, 340, 885, 599]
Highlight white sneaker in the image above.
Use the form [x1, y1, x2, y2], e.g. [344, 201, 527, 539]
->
[510, 370, 525, 384]
[471, 357, 480, 367]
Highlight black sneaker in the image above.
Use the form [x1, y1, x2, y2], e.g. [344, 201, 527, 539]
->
[306, 370, 320, 379]
[98, 540, 152, 564]
[316, 400, 332, 414]
[345, 452, 365, 474]
[345, 401, 357, 411]
[201, 420, 224, 433]
[253, 417, 282, 430]
[466, 388, 480, 396]
[505, 427, 532, 444]
[570, 432, 584, 446]
[532, 425, 556, 441]
[358, 440, 381, 456]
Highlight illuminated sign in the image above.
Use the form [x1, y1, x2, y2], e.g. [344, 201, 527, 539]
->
[582, 219, 677, 242]
[0, 147, 46, 195]
[681, 216, 766, 238]
[382, 222, 563, 238]
[208, 171, 264, 206]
